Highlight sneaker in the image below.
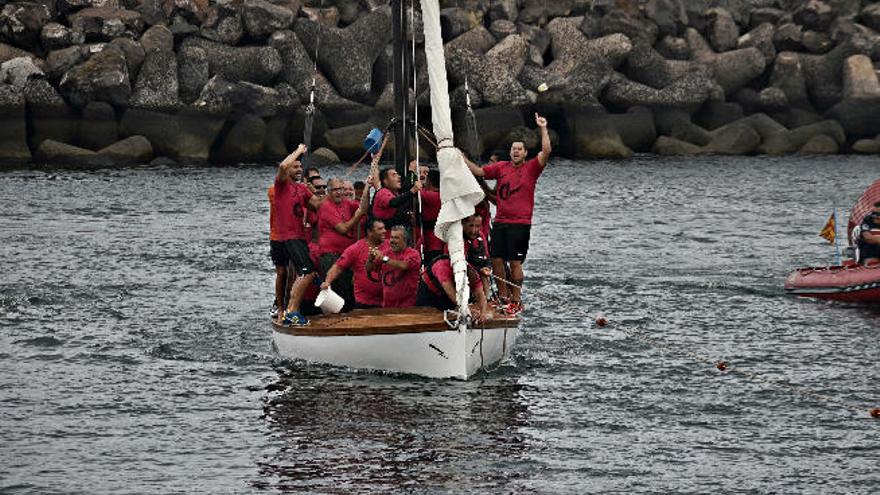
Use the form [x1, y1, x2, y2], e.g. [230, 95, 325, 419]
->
[282, 311, 309, 326]
[270, 304, 280, 319]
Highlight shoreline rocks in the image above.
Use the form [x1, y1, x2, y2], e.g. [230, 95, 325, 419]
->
[4, 0, 880, 168]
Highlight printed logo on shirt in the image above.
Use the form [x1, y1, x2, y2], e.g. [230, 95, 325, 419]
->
[498, 182, 522, 201]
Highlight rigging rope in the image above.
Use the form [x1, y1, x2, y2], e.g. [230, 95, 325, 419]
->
[463, 74, 481, 160]
[411, 0, 425, 263]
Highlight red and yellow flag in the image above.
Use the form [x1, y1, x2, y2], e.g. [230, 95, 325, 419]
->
[819, 213, 836, 244]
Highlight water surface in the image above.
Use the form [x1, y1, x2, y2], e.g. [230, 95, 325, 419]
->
[1, 156, 879, 493]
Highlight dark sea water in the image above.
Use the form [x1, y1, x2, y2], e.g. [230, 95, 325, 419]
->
[2, 156, 879, 494]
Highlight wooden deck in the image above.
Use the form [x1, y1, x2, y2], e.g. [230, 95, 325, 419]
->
[272, 306, 520, 337]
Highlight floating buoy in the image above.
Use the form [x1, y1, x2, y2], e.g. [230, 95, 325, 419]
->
[715, 361, 728, 371]
[870, 408, 880, 418]
[595, 314, 607, 327]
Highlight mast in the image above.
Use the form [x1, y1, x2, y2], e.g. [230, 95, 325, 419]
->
[391, 0, 410, 185]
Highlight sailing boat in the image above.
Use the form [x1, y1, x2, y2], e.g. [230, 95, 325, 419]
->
[270, 0, 520, 379]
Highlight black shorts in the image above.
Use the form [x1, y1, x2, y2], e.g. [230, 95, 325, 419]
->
[270, 240, 289, 267]
[490, 223, 531, 262]
[415, 280, 455, 311]
[283, 239, 316, 275]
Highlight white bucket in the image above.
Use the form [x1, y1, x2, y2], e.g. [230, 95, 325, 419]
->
[315, 287, 344, 314]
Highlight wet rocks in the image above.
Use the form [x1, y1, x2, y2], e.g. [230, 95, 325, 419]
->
[180, 37, 281, 86]
[59, 45, 131, 107]
[0, 84, 31, 163]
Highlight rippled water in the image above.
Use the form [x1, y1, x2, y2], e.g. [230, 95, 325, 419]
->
[2, 156, 879, 493]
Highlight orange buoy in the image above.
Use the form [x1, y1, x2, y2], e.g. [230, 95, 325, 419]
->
[870, 408, 880, 418]
[715, 361, 728, 371]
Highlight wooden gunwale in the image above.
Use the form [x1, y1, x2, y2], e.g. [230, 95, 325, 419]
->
[272, 306, 519, 337]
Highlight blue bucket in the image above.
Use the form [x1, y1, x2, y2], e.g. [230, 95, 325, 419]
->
[363, 128, 383, 153]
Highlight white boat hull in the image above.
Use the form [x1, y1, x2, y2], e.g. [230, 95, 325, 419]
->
[272, 324, 518, 380]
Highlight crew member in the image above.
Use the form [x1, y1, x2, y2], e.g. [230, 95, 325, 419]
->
[366, 225, 421, 307]
[419, 169, 444, 263]
[858, 201, 880, 264]
[321, 218, 388, 309]
[316, 177, 371, 310]
[417, 219, 490, 321]
[465, 113, 551, 315]
[267, 184, 287, 318]
[372, 168, 421, 237]
[272, 144, 324, 326]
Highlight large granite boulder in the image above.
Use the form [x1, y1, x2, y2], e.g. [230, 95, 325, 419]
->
[199, 2, 243, 45]
[797, 134, 839, 153]
[687, 28, 767, 95]
[97, 135, 153, 164]
[862, 3, 880, 32]
[793, 0, 835, 32]
[192, 75, 298, 118]
[0, 57, 44, 87]
[59, 45, 131, 107]
[701, 122, 760, 154]
[446, 41, 534, 107]
[653, 135, 702, 155]
[78, 101, 117, 150]
[604, 69, 719, 111]
[0, 2, 52, 50]
[322, 121, 373, 161]
[644, 0, 688, 37]
[758, 120, 846, 155]
[129, 49, 179, 110]
[69, 6, 145, 41]
[769, 51, 810, 108]
[799, 35, 872, 109]
[35, 139, 104, 167]
[177, 44, 208, 104]
[40, 22, 85, 52]
[706, 7, 738, 52]
[1, 42, 35, 64]
[445, 25, 496, 54]
[0, 84, 31, 164]
[162, 0, 210, 24]
[293, 6, 391, 101]
[213, 113, 267, 163]
[180, 37, 282, 86]
[624, 42, 673, 89]
[140, 24, 173, 52]
[773, 22, 805, 52]
[23, 77, 78, 150]
[242, 0, 295, 39]
[119, 107, 225, 162]
[45, 45, 87, 80]
[737, 22, 776, 65]
[488, 0, 518, 23]
[440, 7, 483, 41]
[107, 37, 144, 81]
[852, 134, 880, 154]
[825, 55, 880, 138]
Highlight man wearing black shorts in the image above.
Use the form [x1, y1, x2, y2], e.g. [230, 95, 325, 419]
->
[272, 144, 325, 325]
[465, 113, 551, 314]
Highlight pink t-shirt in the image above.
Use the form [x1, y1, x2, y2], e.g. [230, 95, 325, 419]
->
[336, 239, 385, 306]
[372, 188, 397, 221]
[423, 258, 482, 296]
[318, 199, 360, 255]
[273, 178, 314, 241]
[482, 157, 544, 225]
[378, 245, 421, 307]
[419, 190, 444, 252]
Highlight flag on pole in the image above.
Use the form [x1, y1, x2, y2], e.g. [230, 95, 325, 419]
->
[819, 212, 836, 244]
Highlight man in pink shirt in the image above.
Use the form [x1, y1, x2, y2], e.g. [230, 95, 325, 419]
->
[366, 225, 421, 307]
[418, 168, 444, 263]
[317, 177, 371, 310]
[416, 217, 491, 322]
[371, 167, 421, 237]
[273, 144, 325, 326]
[465, 112, 551, 315]
[320, 218, 387, 309]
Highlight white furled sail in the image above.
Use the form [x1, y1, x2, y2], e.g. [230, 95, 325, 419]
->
[420, 0, 485, 318]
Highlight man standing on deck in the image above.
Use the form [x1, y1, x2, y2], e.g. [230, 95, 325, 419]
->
[320, 218, 388, 309]
[372, 168, 421, 237]
[316, 177, 371, 310]
[272, 144, 325, 326]
[366, 225, 421, 307]
[465, 112, 551, 315]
